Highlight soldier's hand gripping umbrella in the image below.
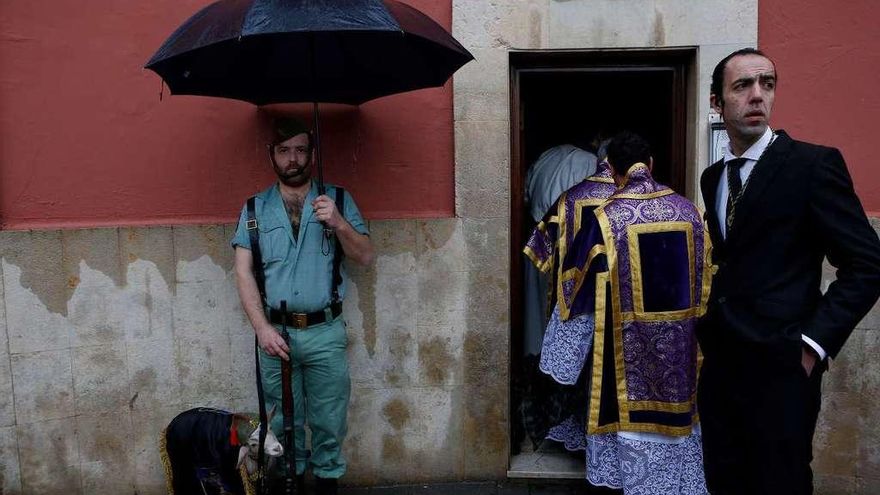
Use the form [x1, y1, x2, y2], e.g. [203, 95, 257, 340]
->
[145, 1, 472, 493]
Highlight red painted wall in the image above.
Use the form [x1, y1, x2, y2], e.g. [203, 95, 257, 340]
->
[0, 0, 455, 229]
[759, 0, 880, 213]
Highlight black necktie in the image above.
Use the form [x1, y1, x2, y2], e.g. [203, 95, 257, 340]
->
[725, 158, 748, 232]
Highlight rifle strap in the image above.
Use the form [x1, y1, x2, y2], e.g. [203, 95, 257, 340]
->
[246, 196, 269, 495]
[247, 197, 267, 301]
[331, 188, 345, 304]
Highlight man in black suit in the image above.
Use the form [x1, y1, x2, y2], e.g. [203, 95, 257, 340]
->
[697, 48, 880, 494]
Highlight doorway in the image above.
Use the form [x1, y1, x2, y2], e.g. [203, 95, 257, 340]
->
[508, 48, 696, 478]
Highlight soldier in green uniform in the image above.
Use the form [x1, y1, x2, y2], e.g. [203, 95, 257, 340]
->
[232, 117, 374, 495]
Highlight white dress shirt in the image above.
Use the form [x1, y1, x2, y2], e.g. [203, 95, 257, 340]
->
[715, 127, 827, 360]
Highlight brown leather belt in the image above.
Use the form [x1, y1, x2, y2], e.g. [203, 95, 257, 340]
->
[268, 302, 342, 329]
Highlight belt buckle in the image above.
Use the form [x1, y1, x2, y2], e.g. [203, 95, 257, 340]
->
[293, 312, 308, 328]
[246, 219, 258, 231]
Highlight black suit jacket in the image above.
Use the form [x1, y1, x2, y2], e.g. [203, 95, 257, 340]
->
[699, 130, 880, 359]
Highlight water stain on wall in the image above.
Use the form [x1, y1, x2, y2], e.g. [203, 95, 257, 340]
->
[418, 336, 453, 386]
[173, 225, 233, 270]
[63, 229, 124, 290]
[652, 9, 666, 46]
[352, 265, 378, 358]
[93, 325, 116, 342]
[371, 220, 418, 257]
[461, 328, 508, 476]
[384, 331, 413, 386]
[528, 8, 542, 48]
[17, 423, 78, 494]
[131, 368, 158, 395]
[88, 422, 127, 461]
[381, 433, 406, 462]
[418, 220, 455, 252]
[33, 388, 72, 421]
[382, 397, 411, 431]
[120, 227, 176, 293]
[0, 231, 68, 316]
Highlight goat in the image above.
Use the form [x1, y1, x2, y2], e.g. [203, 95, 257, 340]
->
[161, 406, 283, 495]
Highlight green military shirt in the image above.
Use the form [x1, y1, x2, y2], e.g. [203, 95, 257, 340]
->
[232, 180, 369, 313]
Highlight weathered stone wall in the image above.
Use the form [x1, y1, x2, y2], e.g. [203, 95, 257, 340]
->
[809, 218, 880, 494]
[1, 221, 877, 494]
[0, 219, 508, 494]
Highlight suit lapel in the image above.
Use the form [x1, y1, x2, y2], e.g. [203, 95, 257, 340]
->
[727, 131, 794, 244]
[701, 160, 725, 248]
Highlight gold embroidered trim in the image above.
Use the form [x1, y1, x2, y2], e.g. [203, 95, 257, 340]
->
[627, 221, 695, 319]
[583, 205, 700, 437]
[587, 271, 609, 435]
[612, 189, 676, 201]
[159, 428, 175, 495]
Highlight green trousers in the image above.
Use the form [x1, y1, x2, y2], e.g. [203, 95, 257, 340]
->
[258, 316, 350, 479]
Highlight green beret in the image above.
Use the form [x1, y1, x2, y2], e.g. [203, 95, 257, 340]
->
[272, 117, 311, 145]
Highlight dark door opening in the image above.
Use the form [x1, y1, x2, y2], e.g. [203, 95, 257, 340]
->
[508, 48, 695, 477]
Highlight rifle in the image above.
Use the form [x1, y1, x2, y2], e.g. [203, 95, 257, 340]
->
[280, 300, 296, 494]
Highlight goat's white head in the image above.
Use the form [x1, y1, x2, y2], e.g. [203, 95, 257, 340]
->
[237, 405, 283, 474]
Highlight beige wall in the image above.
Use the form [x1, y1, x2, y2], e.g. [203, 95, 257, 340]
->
[1, 224, 878, 494]
[0, 219, 509, 494]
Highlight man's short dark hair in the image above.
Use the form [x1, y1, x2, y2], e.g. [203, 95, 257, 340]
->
[272, 116, 312, 148]
[710, 48, 775, 104]
[606, 131, 651, 175]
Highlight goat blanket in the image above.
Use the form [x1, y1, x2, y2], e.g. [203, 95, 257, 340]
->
[160, 407, 258, 495]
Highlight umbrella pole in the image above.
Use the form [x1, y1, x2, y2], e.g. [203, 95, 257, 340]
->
[314, 100, 335, 250]
[309, 34, 332, 249]
[313, 101, 324, 196]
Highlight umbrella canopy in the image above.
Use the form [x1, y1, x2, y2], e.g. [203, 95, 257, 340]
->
[145, 0, 473, 106]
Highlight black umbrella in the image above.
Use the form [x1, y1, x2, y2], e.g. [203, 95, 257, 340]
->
[145, 0, 474, 191]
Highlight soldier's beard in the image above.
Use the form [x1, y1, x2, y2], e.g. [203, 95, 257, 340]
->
[274, 161, 311, 187]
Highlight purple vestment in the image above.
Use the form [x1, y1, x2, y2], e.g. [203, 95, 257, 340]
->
[526, 163, 712, 493]
[524, 163, 617, 384]
[568, 163, 712, 436]
[525, 161, 617, 313]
